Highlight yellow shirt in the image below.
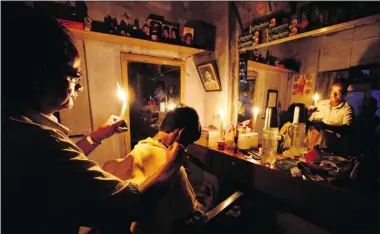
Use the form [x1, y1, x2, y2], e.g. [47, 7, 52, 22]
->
[103, 137, 199, 234]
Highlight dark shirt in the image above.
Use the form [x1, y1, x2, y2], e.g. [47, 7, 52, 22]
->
[2, 110, 139, 234]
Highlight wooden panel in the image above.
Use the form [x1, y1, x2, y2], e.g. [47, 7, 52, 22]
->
[318, 45, 352, 72]
[59, 39, 92, 136]
[353, 22, 380, 41]
[320, 28, 354, 48]
[350, 37, 380, 66]
[248, 60, 296, 73]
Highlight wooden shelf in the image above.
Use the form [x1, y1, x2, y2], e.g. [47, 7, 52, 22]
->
[240, 14, 380, 52]
[247, 60, 296, 74]
[69, 28, 207, 57]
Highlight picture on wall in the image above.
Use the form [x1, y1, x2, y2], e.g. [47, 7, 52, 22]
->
[197, 61, 222, 92]
[290, 73, 316, 104]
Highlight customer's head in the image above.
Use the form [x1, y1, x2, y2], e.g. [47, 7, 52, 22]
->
[2, 3, 83, 115]
[329, 79, 348, 107]
[160, 106, 201, 144]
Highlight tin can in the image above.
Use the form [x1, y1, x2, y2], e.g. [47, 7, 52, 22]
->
[217, 139, 226, 150]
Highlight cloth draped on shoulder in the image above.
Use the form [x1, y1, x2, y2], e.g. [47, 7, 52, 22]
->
[103, 137, 200, 234]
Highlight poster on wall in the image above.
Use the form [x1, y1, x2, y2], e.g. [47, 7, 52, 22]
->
[290, 74, 316, 105]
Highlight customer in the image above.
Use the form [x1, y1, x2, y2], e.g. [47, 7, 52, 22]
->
[2, 3, 198, 234]
[103, 106, 202, 234]
[308, 79, 354, 154]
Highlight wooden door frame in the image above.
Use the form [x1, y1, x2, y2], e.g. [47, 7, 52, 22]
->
[120, 53, 186, 153]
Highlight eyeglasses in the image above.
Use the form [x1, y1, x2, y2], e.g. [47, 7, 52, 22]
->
[330, 89, 342, 95]
[67, 76, 81, 85]
[64, 70, 82, 85]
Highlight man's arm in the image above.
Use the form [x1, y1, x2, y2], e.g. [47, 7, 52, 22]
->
[48, 138, 186, 231]
[76, 115, 126, 156]
[319, 103, 354, 135]
[75, 133, 102, 156]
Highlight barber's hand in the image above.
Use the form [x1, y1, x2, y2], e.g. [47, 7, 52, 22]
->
[310, 121, 326, 131]
[176, 124, 202, 147]
[90, 115, 127, 143]
[166, 142, 187, 167]
[308, 105, 318, 115]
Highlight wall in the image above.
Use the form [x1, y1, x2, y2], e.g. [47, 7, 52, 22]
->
[256, 18, 380, 106]
[59, 1, 236, 166]
[251, 69, 289, 135]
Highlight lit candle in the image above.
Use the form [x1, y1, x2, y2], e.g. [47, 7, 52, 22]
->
[160, 102, 166, 112]
[313, 92, 319, 106]
[116, 81, 128, 117]
[252, 106, 260, 131]
[293, 106, 300, 124]
[218, 109, 225, 139]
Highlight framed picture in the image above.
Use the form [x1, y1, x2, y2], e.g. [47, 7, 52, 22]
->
[266, 89, 278, 108]
[197, 61, 221, 92]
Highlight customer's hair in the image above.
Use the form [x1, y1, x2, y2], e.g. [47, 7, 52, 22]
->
[160, 106, 201, 140]
[2, 2, 79, 113]
[332, 79, 349, 95]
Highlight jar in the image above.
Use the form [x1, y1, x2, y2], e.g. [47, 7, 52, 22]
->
[261, 128, 279, 165]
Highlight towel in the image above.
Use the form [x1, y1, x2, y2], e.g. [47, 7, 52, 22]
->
[103, 137, 198, 234]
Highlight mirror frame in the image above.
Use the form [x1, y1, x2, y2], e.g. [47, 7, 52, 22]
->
[120, 53, 186, 153]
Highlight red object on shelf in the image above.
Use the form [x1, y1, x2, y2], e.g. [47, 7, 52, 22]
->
[305, 145, 323, 165]
[57, 19, 84, 30]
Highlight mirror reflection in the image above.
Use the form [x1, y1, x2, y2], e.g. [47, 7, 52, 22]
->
[237, 71, 257, 123]
[128, 62, 180, 148]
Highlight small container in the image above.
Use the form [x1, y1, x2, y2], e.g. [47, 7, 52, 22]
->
[169, 22, 181, 44]
[217, 139, 226, 150]
[147, 14, 164, 41]
[161, 20, 171, 43]
[182, 26, 194, 46]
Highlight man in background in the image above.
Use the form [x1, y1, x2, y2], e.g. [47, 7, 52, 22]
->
[308, 79, 354, 155]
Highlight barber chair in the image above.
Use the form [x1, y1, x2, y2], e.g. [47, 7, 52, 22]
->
[171, 152, 244, 234]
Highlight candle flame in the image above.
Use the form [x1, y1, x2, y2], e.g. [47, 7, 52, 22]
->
[117, 81, 127, 102]
[218, 109, 225, 120]
[313, 93, 319, 101]
[252, 106, 260, 114]
[167, 102, 176, 111]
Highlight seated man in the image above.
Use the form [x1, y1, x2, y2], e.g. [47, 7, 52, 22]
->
[308, 80, 354, 155]
[103, 106, 202, 234]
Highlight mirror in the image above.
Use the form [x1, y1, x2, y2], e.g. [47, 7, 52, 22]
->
[128, 62, 181, 148]
[237, 70, 258, 123]
[121, 53, 185, 153]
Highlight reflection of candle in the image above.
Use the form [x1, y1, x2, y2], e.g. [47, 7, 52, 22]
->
[167, 102, 176, 111]
[117, 81, 128, 117]
[293, 106, 300, 124]
[218, 109, 225, 139]
[252, 106, 259, 131]
[313, 92, 319, 106]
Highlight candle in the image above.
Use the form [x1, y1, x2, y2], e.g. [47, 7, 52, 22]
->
[264, 107, 271, 129]
[313, 92, 319, 106]
[160, 102, 166, 112]
[293, 106, 300, 124]
[116, 81, 128, 117]
[252, 106, 260, 131]
[218, 109, 225, 139]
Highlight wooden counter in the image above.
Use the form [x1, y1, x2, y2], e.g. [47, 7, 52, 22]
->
[187, 144, 379, 233]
